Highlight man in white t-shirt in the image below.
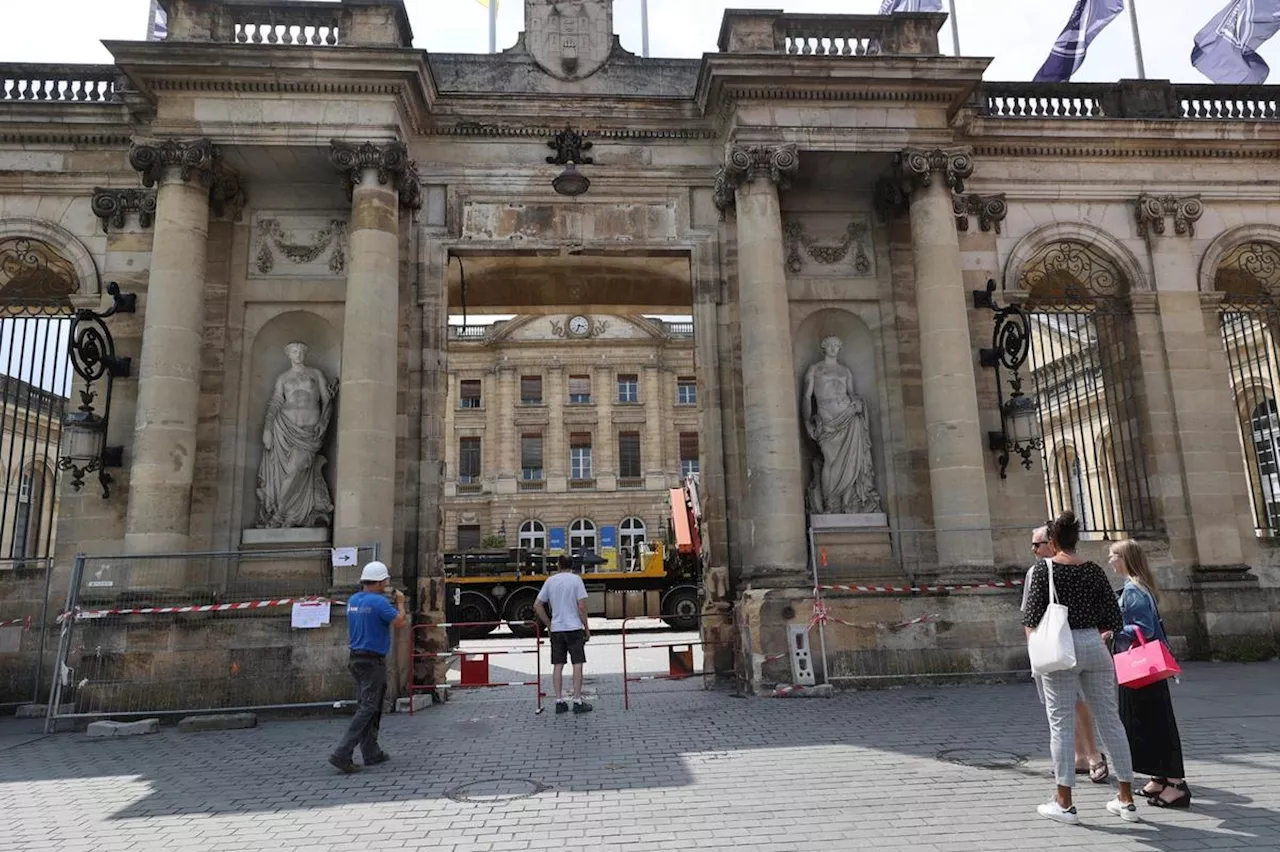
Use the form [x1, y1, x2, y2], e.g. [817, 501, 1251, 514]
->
[534, 555, 592, 714]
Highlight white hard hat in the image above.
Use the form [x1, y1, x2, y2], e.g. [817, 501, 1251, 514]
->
[359, 561, 390, 583]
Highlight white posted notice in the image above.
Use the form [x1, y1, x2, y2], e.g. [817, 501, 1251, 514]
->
[331, 547, 358, 568]
[291, 601, 331, 629]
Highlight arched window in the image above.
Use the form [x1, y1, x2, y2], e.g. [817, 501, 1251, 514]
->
[569, 518, 596, 553]
[10, 466, 49, 561]
[1069, 455, 1090, 530]
[619, 516, 647, 569]
[518, 519, 546, 552]
[1251, 399, 1280, 530]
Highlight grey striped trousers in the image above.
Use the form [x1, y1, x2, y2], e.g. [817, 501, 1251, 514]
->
[1040, 629, 1135, 787]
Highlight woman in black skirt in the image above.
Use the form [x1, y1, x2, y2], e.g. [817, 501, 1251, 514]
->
[1107, 539, 1192, 809]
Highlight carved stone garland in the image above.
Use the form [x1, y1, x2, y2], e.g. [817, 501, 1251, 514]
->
[783, 220, 870, 274]
[1135, 193, 1204, 238]
[255, 219, 348, 275]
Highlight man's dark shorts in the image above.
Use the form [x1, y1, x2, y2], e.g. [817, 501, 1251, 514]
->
[550, 629, 587, 665]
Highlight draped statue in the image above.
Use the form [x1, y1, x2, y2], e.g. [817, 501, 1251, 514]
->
[802, 336, 883, 515]
[255, 342, 338, 528]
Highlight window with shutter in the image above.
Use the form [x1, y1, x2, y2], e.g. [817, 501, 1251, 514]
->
[457, 525, 482, 551]
[520, 375, 543, 405]
[521, 434, 543, 480]
[459, 437, 481, 482]
[459, 379, 482, 408]
[618, 431, 641, 479]
[568, 374, 591, 404]
[679, 432, 700, 479]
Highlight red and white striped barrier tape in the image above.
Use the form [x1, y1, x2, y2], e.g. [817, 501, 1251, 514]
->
[816, 579, 1023, 594]
[0, 616, 31, 630]
[772, 683, 823, 697]
[64, 597, 344, 621]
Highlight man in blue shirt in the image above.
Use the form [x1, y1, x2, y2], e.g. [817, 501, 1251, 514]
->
[329, 561, 406, 773]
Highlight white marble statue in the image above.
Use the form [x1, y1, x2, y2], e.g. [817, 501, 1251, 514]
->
[802, 336, 883, 515]
[255, 342, 338, 528]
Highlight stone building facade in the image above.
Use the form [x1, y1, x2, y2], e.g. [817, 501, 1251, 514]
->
[1, 0, 1278, 706]
[441, 314, 697, 561]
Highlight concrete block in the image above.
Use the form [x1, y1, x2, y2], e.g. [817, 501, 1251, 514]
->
[177, 713, 258, 733]
[14, 703, 72, 719]
[395, 694, 431, 713]
[86, 718, 160, 738]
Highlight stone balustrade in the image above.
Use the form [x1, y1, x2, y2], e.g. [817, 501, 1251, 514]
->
[718, 11, 943, 56]
[0, 64, 123, 103]
[977, 80, 1280, 120]
[161, 0, 412, 48]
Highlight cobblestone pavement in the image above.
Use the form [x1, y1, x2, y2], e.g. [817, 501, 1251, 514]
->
[2, 655, 1278, 852]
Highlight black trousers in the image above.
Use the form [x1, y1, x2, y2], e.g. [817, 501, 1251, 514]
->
[333, 654, 387, 761]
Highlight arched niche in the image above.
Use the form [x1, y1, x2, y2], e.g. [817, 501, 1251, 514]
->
[792, 307, 884, 508]
[241, 310, 342, 530]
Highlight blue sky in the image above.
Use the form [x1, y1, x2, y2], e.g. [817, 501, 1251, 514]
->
[2, 0, 1278, 83]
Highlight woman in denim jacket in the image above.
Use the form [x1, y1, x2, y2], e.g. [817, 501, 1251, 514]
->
[1107, 540, 1192, 809]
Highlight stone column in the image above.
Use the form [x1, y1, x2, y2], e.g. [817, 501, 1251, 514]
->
[713, 144, 807, 577]
[329, 140, 420, 578]
[1136, 195, 1251, 568]
[124, 138, 220, 555]
[894, 148, 994, 568]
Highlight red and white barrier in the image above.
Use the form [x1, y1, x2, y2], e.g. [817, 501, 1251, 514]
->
[817, 579, 1023, 594]
[0, 616, 31, 629]
[64, 596, 344, 621]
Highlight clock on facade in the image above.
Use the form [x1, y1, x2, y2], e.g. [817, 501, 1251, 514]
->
[567, 315, 591, 338]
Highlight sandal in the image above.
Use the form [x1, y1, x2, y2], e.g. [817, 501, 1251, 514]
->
[1148, 781, 1192, 809]
[1139, 777, 1168, 798]
[1089, 754, 1109, 784]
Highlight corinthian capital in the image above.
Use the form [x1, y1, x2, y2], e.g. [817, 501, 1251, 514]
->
[895, 147, 974, 194]
[1135, 193, 1204, 238]
[329, 139, 421, 209]
[128, 137, 220, 188]
[712, 143, 800, 214]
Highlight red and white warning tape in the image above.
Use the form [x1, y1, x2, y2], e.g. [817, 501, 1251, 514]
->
[65, 597, 343, 621]
[772, 683, 824, 697]
[817, 579, 1023, 594]
[0, 616, 31, 630]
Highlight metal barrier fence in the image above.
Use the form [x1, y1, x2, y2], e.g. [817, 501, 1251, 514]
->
[45, 544, 377, 729]
[620, 613, 733, 709]
[408, 620, 544, 714]
[0, 556, 55, 708]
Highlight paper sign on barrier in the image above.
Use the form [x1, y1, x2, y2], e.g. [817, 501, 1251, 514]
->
[331, 547, 358, 567]
[291, 601, 331, 629]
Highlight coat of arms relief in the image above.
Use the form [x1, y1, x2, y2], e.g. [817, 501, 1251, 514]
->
[526, 0, 614, 81]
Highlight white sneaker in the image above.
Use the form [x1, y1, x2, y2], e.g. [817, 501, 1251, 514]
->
[1107, 798, 1142, 823]
[1037, 800, 1080, 825]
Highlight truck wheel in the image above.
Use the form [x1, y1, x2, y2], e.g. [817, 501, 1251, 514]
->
[662, 586, 701, 631]
[503, 590, 540, 638]
[454, 592, 499, 641]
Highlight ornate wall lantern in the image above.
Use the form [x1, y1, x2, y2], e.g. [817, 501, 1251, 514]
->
[547, 127, 593, 197]
[58, 282, 134, 496]
[974, 279, 1043, 478]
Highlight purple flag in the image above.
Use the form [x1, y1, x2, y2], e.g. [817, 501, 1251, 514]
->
[879, 0, 944, 12]
[1192, 0, 1280, 84]
[1034, 0, 1127, 82]
[147, 0, 167, 41]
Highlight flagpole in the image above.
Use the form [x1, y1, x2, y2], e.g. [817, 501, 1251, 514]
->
[489, 0, 498, 54]
[947, 0, 961, 56]
[641, 0, 650, 58]
[1128, 0, 1147, 78]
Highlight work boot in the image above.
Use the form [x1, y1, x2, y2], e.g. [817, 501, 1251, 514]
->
[572, 700, 593, 714]
[328, 754, 360, 774]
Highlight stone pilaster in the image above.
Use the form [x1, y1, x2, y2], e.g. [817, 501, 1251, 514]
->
[124, 137, 220, 557]
[642, 365, 664, 488]
[1136, 195, 1252, 569]
[893, 147, 994, 569]
[495, 365, 517, 495]
[595, 365, 615, 490]
[546, 365, 566, 491]
[714, 143, 807, 579]
[329, 139, 419, 578]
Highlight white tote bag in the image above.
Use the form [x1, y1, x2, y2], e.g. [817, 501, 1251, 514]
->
[1027, 560, 1076, 675]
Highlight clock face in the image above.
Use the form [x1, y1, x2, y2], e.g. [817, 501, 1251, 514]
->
[568, 315, 590, 337]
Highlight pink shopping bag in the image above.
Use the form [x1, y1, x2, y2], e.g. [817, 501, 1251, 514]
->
[1114, 626, 1181, 688]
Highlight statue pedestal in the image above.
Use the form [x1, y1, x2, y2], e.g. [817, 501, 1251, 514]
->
[809, 514, 898, 584]
[238, 528, 333, 596]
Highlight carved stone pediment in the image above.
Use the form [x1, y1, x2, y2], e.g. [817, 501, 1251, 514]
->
[781, 215, 873, 278]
